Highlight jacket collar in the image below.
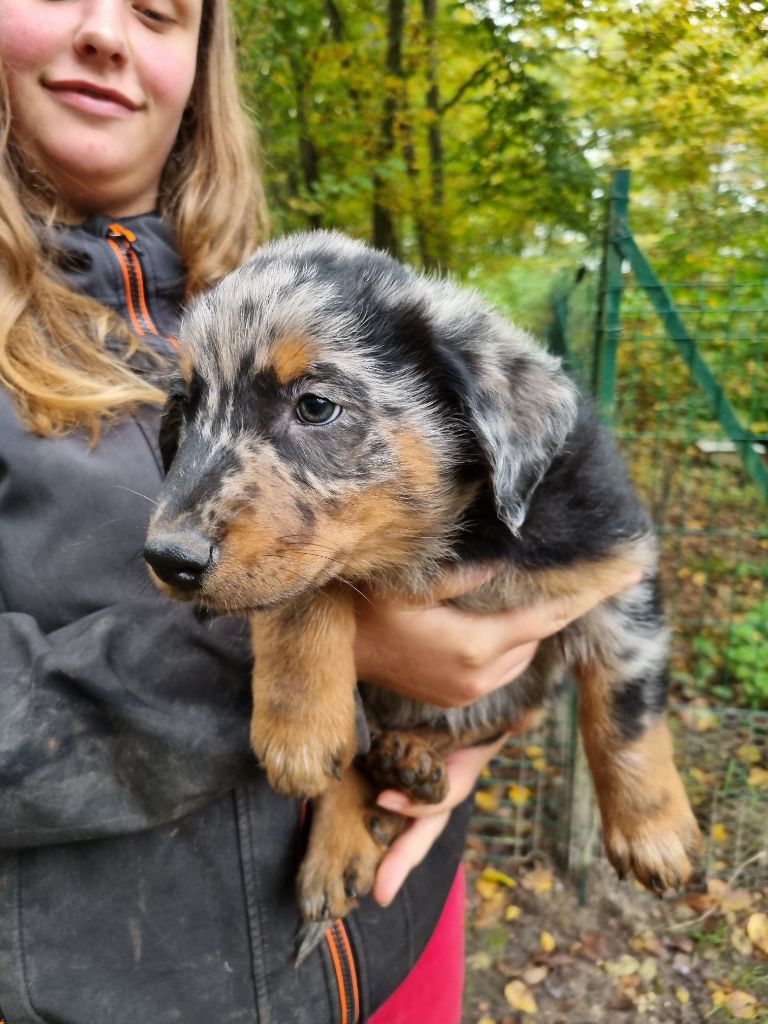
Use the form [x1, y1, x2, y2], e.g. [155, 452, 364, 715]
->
[45, 211, 186, 344]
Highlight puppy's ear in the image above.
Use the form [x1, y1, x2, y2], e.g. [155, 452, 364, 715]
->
[446, 327, 578, 535]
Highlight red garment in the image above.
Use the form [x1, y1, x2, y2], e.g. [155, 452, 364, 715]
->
[368, 867, 465, 1024]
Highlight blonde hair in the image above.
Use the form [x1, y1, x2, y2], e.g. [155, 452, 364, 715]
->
[0, 0, 268, 439]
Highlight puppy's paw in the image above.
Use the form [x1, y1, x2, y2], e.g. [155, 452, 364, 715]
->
[251, 719, 356, 800]
[363, 731, 448, 804]
[603, 784, 701, 893]
[298, 813, 389, 923]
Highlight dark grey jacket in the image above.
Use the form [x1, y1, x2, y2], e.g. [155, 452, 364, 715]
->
[0, 214, 469, 1023]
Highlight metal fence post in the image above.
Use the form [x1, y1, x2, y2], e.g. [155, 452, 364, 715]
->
[593, 169, 630, 415]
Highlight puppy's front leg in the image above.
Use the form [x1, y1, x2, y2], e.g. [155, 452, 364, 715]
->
[249, 585, 358, 799]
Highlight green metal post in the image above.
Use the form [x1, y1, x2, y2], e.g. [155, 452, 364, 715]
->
[614, 231, 768, 499]
[593, 170, 630, 417]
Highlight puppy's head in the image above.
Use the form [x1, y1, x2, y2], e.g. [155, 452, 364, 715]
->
[144, 232, 577, 612]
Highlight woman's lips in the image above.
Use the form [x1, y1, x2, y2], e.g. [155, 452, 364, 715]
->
[45, 80, 141, 118]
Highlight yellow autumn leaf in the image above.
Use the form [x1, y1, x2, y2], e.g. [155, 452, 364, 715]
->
[711, 823, 729, 843]
[692, 571, 707, 587]
[540, 931, 556, 952]
[480, 867, 517, 889]
[732, 927, 754, 957]
[508, 783, 532, 806]
[675, 987, 690, 1005]
[724, 990, 759, 1020]
[531, 757, 547, 772]
[474, 789, 501, 812]
[747, 912, 768, 954]
[525, 745, 543, 758]
[748, 767, 768, 789]
[475, 877, 499, 900]
[736, 744, 762, 765]
[505, 904, 522, 921]
[521, 867, 554, 893]
[477, 1017, 497, 1024]
[504, 980, 538, 1014]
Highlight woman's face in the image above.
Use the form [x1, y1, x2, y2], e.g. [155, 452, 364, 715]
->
[0, 0, 203, 217]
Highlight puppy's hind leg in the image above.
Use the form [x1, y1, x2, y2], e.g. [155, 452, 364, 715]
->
[574, 577, 700, 892]
[296, 765, 405, 961]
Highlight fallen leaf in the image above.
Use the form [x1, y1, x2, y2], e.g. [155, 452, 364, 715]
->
[475, 877, 500, 900]
[638, 957, 658, 981]
[747, 912, 768, 954]
[676, 987, 690, 1005]
[748, 767, 768, 789]
[507, 783, 532, 806]
[711, 822, 729, 843]
[605, 954, 641, 977]
[522, 965, 548, 986]
[539, 931, 556, 953]
[690, 767, 717, 786]
[505, 904, 522, 921]
[724, 990, 759, 1020]
[680, 707, 718, 732]
[705, 878, 753, 915]
[476, 1017, 497, 1024]
[578, 930, 610, 963]
[521, 867, 554, 894]
[504, 980, 537, 1014]
[736, 744, 762, 765]
[473, 892, 507, 928]
[732, 926, 754, 957]
[475, 789, 501, 812]
[479, 867, 517, 890]
[630, 930, 664, 957]
[467, 951, 494, 971]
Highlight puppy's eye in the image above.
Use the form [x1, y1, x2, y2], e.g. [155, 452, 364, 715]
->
[295, 394, 342, 425]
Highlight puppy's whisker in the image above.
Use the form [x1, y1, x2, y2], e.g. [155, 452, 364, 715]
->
[115, 485, 158, 506]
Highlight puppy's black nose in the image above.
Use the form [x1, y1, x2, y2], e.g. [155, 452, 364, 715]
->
[144, 532, 215, 591]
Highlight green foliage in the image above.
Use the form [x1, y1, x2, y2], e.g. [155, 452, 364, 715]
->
[693, 602, 768, 709]
[232, 0, 768, 286]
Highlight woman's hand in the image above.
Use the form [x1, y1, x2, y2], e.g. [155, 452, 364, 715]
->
[354, 564, 643, 708]
[358, 564, 643, 905]
[371, 731, 514, 906]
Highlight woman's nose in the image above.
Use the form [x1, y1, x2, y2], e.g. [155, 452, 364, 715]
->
[73, 0, 129, 65]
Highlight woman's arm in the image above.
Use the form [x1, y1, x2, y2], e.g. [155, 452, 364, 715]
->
[355, 566, 643, 904]
[0, 601, 257, 848]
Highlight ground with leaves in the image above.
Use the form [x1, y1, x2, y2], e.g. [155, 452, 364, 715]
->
[462, 856, 768, 1024]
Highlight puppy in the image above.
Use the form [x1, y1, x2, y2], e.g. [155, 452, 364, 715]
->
[144, 230, 700, 940]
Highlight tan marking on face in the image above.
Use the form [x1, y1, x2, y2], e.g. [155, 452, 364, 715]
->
[271, 334, 318, 385]
[393, 427, 441, 493]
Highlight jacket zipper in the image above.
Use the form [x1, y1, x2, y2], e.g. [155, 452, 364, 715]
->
[106, 222, 161, 337]
[325, 919, 360, 1024]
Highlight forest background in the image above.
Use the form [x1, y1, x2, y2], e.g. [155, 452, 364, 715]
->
[231, 0, 767, 332]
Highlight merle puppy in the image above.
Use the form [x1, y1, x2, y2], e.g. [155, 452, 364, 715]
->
[144, 231, 699, 940]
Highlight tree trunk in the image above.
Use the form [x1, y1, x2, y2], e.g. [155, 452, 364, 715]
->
[372, 0, 406, 256]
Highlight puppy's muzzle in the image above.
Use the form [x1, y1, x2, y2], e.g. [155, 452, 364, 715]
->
[144, 530, 216, 592]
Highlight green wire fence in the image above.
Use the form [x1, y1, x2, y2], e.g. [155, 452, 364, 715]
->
[468, 170, 768, 891]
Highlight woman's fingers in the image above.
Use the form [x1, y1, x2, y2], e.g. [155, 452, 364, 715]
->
[372, 810, 451, 907]
[372, 736, 510, 906]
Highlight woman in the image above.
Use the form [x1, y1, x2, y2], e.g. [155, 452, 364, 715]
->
[0, 2, 636, 1020]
